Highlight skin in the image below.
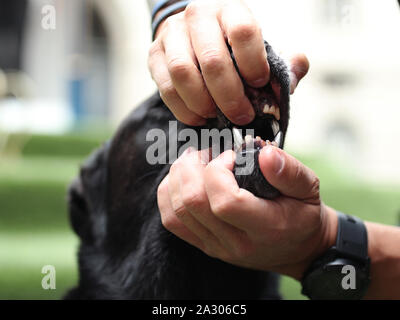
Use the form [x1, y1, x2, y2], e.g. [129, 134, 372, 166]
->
[148, 0, 308, 126]
[151, 0, 400, 299]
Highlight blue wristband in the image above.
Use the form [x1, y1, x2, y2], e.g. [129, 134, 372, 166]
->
[151, 0, 176, 20]
[152, 0, 191, 40]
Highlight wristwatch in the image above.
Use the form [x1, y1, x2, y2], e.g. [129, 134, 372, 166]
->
[301, 212, 370, 300]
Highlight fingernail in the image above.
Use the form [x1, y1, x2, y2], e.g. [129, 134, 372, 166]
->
[264, 146, 284, 174]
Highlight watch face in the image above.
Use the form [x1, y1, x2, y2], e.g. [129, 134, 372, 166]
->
[303, 259, 369, 300]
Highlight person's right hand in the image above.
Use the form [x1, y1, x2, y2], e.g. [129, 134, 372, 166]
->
[148, 0, 309, 126]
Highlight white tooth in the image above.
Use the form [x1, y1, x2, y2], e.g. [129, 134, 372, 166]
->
[263, 104, 270, 113]
[271, 120, 280, 136]
[274, 131, 283, 147]
[275, 107, 281, 120]
[232, 127, 244, 151]
[270, 105, 276, 117]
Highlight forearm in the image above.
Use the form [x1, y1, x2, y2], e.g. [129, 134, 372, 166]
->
[280, 205, 400, 299]
[363, 221, 400, 299]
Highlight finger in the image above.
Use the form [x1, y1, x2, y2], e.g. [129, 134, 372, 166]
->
[287, 53, 309, 94]
[148, 39, 206, 126]
[168, 154, 225, 252]
[178, 149, 251, 254]
[258, 145, 320, 202]
[157, 175, 204, 250]
[204, 150, 281, 233]
[185, 2, 255, 125]
[163, 14, 217, 119]
[220, 2, 270, 88]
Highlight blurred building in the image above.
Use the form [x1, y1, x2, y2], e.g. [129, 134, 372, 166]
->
[0, 0, 155, 133]
[248, 0, 400, 183]
[0, 0, 399, 183]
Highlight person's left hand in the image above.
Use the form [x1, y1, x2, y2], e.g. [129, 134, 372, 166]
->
[157, 146, 338, 280]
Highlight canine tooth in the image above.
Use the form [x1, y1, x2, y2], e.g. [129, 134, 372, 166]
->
[270, 105, 276, 116]
[271, 141, 278, 147]
[263, 104, 270, 113]
[275, 107, 281, 120]
[274, 131, 283, 147]
[271, 119, 280, 136]
[232, 127, 244, 151]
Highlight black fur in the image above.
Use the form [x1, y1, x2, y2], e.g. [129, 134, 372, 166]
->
[65, 41, 290, 300]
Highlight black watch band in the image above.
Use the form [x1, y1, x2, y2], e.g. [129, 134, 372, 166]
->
[336, 212, 369, 260]
[301, 211, 370, 300]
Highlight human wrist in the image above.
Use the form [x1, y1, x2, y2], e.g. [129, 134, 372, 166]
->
[277, 204, 338, 281]
[363, 221, 400, 299]
[152, 0, 191, 40]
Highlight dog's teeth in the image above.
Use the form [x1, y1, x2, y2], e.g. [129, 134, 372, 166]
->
[270, 105, 276, 116]
[271, 141, 278, 147]
[274, 131, 283, 147]
[232, 127, 244, 152]
[275, 107, 281, 120]
[263, 104, 280, 120]
[271, 119, 280, 136]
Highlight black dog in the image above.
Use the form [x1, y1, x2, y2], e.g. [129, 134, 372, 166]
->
[65, 41, 290, 299]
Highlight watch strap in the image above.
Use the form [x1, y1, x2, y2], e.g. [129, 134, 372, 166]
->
[336, 211, 368, 260]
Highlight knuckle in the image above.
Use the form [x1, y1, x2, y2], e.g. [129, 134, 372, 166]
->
[168, 58, 193, 81]
[173, 204, 188, 219]
[157, 181, 167, 199]
[181, 189, 206, 210]
[148, 40, 161, 56]
[200, 49, 229, 75]
[159, 80, 177, 100]
[160, 213, 179, 232]
[229, 23, 259, 44]
[211, 196, 234, 219]
[184, 1, 201, 19]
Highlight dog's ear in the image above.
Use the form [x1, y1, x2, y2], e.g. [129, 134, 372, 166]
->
[67, 143, 110, 246]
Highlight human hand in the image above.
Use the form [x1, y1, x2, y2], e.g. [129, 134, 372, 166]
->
[157, 146, 338, 280]
[148, 0, 309, 126]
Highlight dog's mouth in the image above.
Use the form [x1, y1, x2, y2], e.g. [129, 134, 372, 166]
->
[231, 81, 284, 153]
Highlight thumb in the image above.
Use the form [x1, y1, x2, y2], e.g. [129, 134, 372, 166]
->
[287, 53, 309, 94]
[258, 146, 320, 201]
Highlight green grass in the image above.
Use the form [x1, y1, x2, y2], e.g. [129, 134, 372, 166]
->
[0, 133, 399, 300]
[0, 231, 78, 300]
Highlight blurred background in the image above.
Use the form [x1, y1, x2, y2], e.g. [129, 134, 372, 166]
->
[0, 0, 399, 300]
